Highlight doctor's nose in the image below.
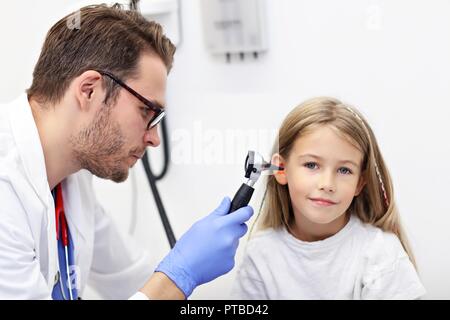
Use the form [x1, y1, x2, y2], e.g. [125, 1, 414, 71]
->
[144, 125, 160, 147]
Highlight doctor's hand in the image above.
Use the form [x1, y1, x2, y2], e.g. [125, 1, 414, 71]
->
[154, 197, 253, 298]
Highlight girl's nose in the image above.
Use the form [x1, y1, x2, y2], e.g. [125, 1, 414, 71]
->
[318, 170, 336, 193]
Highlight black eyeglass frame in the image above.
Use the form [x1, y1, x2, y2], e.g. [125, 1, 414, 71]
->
[97, 70, 165, 130]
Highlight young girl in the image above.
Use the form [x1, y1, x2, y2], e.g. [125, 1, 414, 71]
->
[231, 97, 426, 299]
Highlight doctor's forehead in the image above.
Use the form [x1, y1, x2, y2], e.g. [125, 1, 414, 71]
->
[133, 53, 168, 104]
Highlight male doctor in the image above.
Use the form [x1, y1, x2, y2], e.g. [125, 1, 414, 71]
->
[0, 4, 253, 299]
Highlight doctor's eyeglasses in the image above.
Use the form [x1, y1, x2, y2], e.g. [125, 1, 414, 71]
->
[97, 70, 165, 130]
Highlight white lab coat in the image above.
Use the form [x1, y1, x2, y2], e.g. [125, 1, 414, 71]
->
[0, 94, 153, 299]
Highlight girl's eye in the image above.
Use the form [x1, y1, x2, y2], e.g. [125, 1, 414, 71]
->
[338, 167, 352, 175]
[304, 162, 318, 170]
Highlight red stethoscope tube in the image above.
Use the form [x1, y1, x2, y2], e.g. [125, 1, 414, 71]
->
[55, 184, 74, 300]
[55, 184, 69, 247]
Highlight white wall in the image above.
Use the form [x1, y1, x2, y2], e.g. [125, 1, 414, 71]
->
[1, 0, 450, 299]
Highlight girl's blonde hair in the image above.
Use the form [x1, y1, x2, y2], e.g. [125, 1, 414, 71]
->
[256, 97, 416, 267]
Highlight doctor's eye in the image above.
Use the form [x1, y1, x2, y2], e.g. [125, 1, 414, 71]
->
[140, 106, 153, 119]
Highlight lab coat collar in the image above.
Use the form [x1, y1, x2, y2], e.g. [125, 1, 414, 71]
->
[9, 94, 51, 208]
[8, 94, 58, 289]
[8, 94, 90, 289]
[8, 94, 90, 244]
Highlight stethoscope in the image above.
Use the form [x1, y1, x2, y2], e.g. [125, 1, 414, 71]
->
[54, 184, 74, 300]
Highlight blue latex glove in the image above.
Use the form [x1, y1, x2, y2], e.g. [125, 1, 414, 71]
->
[155, 197, 253, 298]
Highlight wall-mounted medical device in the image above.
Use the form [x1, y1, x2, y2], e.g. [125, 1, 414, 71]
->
[200, 0, 268, 61]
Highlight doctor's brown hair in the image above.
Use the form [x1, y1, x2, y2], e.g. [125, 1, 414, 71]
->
[27, 3, 175, 105]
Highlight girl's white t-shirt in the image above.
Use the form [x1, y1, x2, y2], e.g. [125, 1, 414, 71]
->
[231, 214, 426, 299]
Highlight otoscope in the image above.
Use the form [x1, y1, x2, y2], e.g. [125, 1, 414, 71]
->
[230, 151, 284, 213]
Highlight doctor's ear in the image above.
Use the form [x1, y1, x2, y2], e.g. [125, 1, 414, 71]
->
[74, 70, 103, 110]
[272, 153, 288, 185]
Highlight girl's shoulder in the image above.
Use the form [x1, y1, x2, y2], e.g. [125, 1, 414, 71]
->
[353, 218, 425, 299]
[244, 227, 284, 256]
[353, 218, 409, 267]
[247, 227, 281, 244]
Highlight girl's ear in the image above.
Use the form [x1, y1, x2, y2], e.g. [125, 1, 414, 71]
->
[272, 153, 288, 185]
[355, 175, 366, 196]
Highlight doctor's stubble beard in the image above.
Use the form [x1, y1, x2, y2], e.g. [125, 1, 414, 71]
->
[69, 104, 139, 183]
